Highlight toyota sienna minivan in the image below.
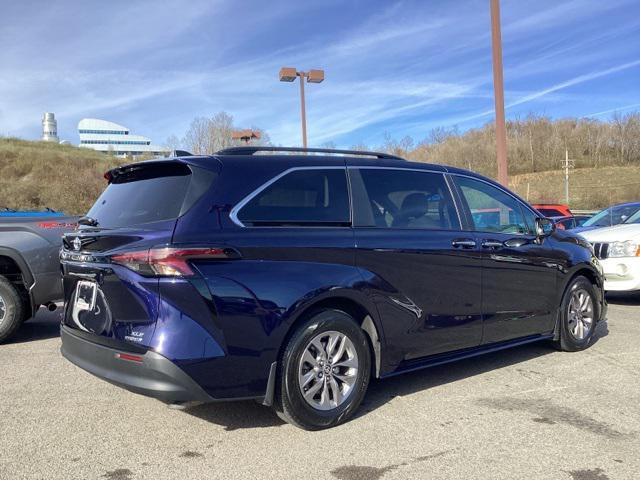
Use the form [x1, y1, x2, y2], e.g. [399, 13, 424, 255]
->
[60, 147, 606, 430]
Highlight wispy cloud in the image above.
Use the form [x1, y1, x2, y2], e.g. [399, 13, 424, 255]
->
[586, 102, 640, 118]
[1, 0, 639, 146]
[505, 59, 640, 109]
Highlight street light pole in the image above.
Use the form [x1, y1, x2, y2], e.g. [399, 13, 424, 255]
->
[298, 72, 307, 148]
[490, 0, 509, 187]
[279, 67, 324, 149]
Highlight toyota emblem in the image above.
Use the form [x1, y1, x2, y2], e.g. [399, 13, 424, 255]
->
[73, 237, 82, 251]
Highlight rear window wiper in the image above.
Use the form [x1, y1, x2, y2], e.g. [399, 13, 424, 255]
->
[78, 216, 99, 226]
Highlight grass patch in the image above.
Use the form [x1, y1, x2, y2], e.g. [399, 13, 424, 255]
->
[510, 166, 640, 209]
[0, 138, 130, 215]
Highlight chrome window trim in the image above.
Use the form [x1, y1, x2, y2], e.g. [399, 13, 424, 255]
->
[347, 166, 463, 231]
[449, 172, 539, 235]
[229, 166, 352, 228]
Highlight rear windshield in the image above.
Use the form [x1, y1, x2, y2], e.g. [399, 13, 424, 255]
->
[86, 163, 214, 228]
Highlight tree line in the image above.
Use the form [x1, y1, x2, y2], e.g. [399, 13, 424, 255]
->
[377, 112, 640, 178]
[167, 111, 640, 179]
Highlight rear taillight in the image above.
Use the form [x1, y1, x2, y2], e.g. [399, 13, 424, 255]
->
[110, 247, 238, 277]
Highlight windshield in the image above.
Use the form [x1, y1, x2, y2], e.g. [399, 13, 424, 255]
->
[624, 209, 640, 224]
[582, 204, 640, 227]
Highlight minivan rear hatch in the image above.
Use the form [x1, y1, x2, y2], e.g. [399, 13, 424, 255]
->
[61, 160, 218, 349]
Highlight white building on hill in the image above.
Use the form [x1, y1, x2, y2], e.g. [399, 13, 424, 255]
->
[42, 113, 59, 142]
[78, 118, 169, 157]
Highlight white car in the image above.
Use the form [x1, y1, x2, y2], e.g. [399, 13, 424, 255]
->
[579, 220, 640, 292]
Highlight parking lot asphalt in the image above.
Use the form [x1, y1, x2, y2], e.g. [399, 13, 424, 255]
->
[1, 297, 639, 480]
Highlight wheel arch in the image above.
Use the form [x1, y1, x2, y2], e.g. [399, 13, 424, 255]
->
[0, 249, 35, 317]
[553, 265, 604, 341]
[280, 294, 384, 379]
[0, 248, 35, 287]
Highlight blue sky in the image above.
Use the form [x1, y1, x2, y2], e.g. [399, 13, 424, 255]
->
[1, 0, 639, 148]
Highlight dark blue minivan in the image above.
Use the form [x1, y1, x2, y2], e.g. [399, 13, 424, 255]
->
[60, 147, 606, 430]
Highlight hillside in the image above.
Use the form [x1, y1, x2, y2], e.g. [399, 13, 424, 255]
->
[0, 138, 130, 215]
[509, 166, 640, 209]
[0, 137, 638, 214]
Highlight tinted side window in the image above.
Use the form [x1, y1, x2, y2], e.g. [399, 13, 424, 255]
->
[355, 169, 460, 230]
[237, 169, 350, 226]
[455, 176, 533, 235]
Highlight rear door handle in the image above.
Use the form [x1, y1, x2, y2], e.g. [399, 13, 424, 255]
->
[481, 240, 504, 249]
[452, 239, 477, 248]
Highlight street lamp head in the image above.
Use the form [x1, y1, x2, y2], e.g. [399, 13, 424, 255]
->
[307, 69, 325, 83]
[279, 67, 297, 82]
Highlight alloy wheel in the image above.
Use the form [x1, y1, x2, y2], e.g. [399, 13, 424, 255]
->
[0, 293, 5, 325]
[298, 330, 359, 411]
[567, 288, 594, 340]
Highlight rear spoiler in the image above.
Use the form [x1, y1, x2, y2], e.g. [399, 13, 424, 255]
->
[104, 160, 194, 184]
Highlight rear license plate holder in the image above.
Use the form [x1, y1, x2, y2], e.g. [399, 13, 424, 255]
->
[75, 280, 97, 312]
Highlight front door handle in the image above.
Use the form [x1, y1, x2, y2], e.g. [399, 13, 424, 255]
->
[481, 239, 504, 249]
[504, 237, 529, 248]
[452, 238, 477, 248]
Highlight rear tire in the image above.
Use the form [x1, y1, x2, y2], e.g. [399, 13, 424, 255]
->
[0, 276, 26, 343]
[555, 276, 598, 352]
[275, 309, 371, 430]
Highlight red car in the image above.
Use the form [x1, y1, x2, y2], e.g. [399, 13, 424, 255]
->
[532, 203, 573, 218]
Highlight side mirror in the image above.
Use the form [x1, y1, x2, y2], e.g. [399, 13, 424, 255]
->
[535, 217, 555, 237]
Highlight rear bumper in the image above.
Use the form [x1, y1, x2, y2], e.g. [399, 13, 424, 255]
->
[60, 325, 214, 404]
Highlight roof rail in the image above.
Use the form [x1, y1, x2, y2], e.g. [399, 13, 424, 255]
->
[215, 146, 405, 160]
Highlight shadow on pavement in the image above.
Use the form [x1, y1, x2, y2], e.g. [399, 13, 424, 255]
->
[184, 324, 611, 430]
[186, 400, 285, 430]
[6, 307, 62, 344]
[359, 342, 553, 418]
[359, 320, 610, 420]
[606, 292, 640, 306]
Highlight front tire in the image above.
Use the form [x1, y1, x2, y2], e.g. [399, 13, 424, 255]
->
[275, 309, 371, 430]
[0, 276, 26, 343]
[556, 276, 598, 352]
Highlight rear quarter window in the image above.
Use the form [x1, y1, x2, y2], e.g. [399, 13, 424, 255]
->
[236, 168, 350, 226]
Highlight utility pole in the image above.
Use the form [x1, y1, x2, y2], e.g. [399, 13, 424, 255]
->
[490, 0, 509, 187]
[562, 148, 574, 205]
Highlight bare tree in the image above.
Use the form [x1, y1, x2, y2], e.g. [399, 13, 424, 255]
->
[182, 112, 271, 154]
[182, 117, 211, 155]
[164, 134, 181, 152]
[207, 112, 235, 152]
[319, 141, 337, 150]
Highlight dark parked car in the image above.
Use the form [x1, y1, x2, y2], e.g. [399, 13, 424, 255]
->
[60, 147, 606, 430]
[0, 212, 77, 342]
[574, 202, 640, 233]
